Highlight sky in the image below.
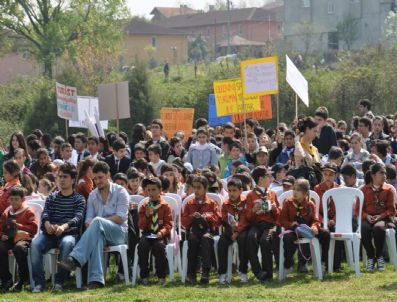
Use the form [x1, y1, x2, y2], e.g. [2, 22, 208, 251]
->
[126, 0, 269, 17]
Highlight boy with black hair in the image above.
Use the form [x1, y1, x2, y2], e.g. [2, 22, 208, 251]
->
[245, 166, 280, 282]
[60, 143, 73, 164]
[87, 137, 100, 160]
[341, 164, 363, 188]
[217, 179, 249, 284]
[104, 138, 131, 177]
[74, 133, 90, 163]
[138, 178, 173, 285]
[0, 186, 38, 292]
[181, 176, 221, 284]
[148, 144, 165, 176]
[224, 141, 247, 178]
[145, 119, 170, 161]
[358, 99, 374, 119]
[313, 106, 337, 155]
[126, 167, 144, 195]
[223, 122, 236, 139]
[220, 136, 234, 178]
[269, 130, 295, 166]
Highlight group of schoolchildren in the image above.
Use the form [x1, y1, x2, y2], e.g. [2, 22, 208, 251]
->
[0, 98, 397, 293]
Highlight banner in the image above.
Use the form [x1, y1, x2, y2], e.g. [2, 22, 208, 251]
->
[69, 120, 108, 130]
[286, 55, 309, 107]
[160, 108, 195, 141]
[232, 95, 273, 123]
[68, 96, 108, 130]
[240, 56, 279, 98]
[98, 81, 130, 120]
[208, 94, 232, 126]
[56, 82, 78, 120]
[213, 79, 261, 117]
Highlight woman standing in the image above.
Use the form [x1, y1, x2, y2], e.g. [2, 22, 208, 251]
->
[358, 163, 396, 272]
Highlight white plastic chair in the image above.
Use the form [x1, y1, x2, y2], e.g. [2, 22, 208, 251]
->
[130, 195, 145, 204]
[242, 190, 251, 197]
[220, 179, 228, 192]
[131, 196, 181, 285]
[278, 190, 323, 281]
[322, 187, 364, 277]
[26, 199, 45, 209]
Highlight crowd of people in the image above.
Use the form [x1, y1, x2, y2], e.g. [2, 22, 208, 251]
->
[0, 98, 396, 293]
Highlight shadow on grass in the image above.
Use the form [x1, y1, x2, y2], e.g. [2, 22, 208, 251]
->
[378, 282, 397, 291]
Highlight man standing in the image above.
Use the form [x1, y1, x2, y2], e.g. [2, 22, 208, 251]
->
[145, 119, 170, 161]
[358, 99, 375, 120]
[58, 161, 129, 288]
[30, 163, 85, 292]
[313, 107, 337, 156]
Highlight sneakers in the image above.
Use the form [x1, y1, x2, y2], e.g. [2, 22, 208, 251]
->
[366, 258, 375, 272]
[240, 273, 248, 284]
[377, 257, 385, 271]
[32, 284, 43, 293]
[140, 278, 149, 286]
[218, 274, 226, 285]
[284, 266, 294, 276]
[52, 283, 63, 292]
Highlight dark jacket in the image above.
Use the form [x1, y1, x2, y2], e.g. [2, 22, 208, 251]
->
[103, 154, 131, 177]
[313, 124, 337, 155]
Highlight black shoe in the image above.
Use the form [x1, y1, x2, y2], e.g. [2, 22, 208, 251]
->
[57, 256, 79, 272]
[11, 281, 25, 292]
[200, 271, 209, 284]
[0, 278, 13, 293]
[298, 262, 308, 273]
[87, 281, 104, 289]
[260, 273, 273, 283]
[187, 275, 197, 285]
[255, 271, 267, 282]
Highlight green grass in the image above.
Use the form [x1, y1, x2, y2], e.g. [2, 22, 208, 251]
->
[1, 264, 396, 302]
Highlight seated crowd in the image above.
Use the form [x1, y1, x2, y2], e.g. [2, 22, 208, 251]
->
[0, 99, 396, 292]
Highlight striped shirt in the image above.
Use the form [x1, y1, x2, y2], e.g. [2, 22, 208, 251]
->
[41, 191, 86, 235]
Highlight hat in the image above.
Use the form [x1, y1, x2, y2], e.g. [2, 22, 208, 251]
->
[282, 175, 296, 186]
[142, 177, 162, 188]
[256, 146, 268, 154]
[271, 163, 289, 174]
[321, 162, 338, 173]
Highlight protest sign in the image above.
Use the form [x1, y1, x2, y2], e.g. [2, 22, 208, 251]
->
[160, 108, 195, 141]
[68, 96, 108, 130]
[286, 55, 309, 107]
[98, 81, 130, 132]
[56, 82, 78, 120]
[240, 56, 279, 98]
[208, 94, 232, 126]
[213, 78, 261, 116]
[232, 95, 272, 123]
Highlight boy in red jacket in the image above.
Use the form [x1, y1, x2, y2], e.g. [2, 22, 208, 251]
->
[217, 178, 249, 285]
[138, 178, 173, 285]
[245, 166, 280, 282]
[0, 186, 38, 292]
[181, 175, 221, 284]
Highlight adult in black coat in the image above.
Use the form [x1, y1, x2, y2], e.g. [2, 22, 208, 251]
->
[313, 107, 337, 156]
[103, 138, 131, 177]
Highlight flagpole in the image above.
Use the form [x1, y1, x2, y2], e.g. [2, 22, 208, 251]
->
[276, 94, 280, 126]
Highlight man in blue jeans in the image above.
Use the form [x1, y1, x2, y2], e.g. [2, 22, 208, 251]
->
[30, 163, 85, 292]
[58, 161, 129, 289]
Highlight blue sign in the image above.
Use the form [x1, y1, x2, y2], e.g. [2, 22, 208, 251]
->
[208, 94, 232, 126]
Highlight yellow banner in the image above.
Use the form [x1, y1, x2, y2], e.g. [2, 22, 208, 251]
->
[240, 56, 279, 98]
[213, 79, 261, 117]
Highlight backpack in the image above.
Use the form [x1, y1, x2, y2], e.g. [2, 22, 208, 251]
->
[287, 164, 322, 189]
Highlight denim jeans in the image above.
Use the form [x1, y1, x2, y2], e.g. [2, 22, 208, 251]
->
[70, 217, 127, 284]
[30, 233, 76, 287]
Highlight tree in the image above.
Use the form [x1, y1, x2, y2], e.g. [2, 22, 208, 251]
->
[337, 14, 359, 50]
[0, 0, 128, 78]
[188, 34, 209, 62]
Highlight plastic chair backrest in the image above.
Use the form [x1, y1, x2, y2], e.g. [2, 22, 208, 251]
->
[242, 190, 251, 197]
[162, 195, 179, 224]
[322, 187, 364, 234]
[206, 193, 223, 210]
[25, 202, 43, 238]
[182, 194, 195, 213]
[220, 179, 228, 192]
[27, 199, 45, 208]
[277, 190, 320, 217]
[130, 195, 145, 204]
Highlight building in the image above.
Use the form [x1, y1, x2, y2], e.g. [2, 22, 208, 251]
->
[122, 20, 188, 66]
[153, 5, 283, 55]
[283, 0, 397, 53]
[0, 52, 40, 84]
[150, 5, 200, 22]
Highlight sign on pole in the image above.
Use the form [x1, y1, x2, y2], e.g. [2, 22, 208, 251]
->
[232, 95, 272, 123]
[68, 96, 108, 130]
[208, 94, 232, 126]
[160, 108, 195, 142]
[286, 55, 309, 107]
[240, 56, 279, 98]
[213, 79, 261, 117]
[56, 82, 78, 120]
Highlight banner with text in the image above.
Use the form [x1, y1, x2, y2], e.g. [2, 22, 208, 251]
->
[160, 108, 195, 141]
[56, 82, 78, 120]
[232, 95, 272, 123]
[213, 78, 261, 117]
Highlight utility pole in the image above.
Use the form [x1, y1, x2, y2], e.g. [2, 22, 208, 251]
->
[227, 0, 231, 54]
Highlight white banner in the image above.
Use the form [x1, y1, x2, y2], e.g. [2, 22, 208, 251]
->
[68, 96, 108, 129]
[286, 55, 309, 107]
[56, 82, 78, 120]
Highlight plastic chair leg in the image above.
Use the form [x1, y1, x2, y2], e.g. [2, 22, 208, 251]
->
[120, 246, 130, 285]
[226, 244, 233, 283]
[386, 229, 397, 270]
[352, 236, 361, 277]
[49, 253, 57, 286]
[75, 267, 82, 288]
[166, 245, 174, 282]
[278, 240, 285, 281]
[181, 241, 188, 283]
[8, 253, 16, 283]
[344, 240, 354, 271]
[27, 248, 34, 288]
[311, 238, 323, 280]
[131, 245, 139, 286]
[213, 236, 220, 270]
[328, 239, 335, 274]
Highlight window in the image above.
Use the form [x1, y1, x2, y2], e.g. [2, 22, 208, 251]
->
[328, 32, 339, 50]
[151, 36, 157, 48]
[302, 0, 311, 8]
[327, 1, 334, 14]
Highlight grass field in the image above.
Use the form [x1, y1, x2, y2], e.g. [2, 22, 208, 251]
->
[0, 263, 396, 302]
